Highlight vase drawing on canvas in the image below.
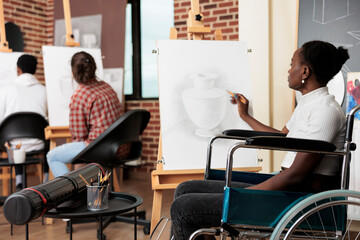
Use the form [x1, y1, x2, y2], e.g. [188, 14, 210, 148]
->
[182, 73, 227, 137]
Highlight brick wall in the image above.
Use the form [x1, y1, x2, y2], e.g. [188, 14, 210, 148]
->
[3, 0, 54, 83]
[174, 0, 238, 40]
[2, 0, 239, 173]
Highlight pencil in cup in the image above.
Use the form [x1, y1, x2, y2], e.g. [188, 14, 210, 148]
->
[226, 90, 246, 104]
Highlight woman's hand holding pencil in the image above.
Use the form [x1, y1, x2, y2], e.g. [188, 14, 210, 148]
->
[227, 90, 247, 104]
[227, 90, 250, 119]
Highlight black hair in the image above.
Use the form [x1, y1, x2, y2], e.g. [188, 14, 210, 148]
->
[17, 54, 37, 74]
[71, 51, 97, 85]
[299, 40, 349, 86]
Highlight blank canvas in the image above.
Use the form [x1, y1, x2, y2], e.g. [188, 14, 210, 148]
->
[0, 52, 23, 88]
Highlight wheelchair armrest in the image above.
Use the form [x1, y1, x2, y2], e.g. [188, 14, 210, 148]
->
[245, 136, 337, 152]
[223, 129, 286, 138]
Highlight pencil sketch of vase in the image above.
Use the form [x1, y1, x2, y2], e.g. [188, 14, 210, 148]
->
[182, 73, 227, 137]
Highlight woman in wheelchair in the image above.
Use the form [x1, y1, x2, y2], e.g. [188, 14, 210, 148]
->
[170, 40, 350, 240]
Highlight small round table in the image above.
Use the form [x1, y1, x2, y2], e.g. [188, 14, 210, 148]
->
[0, 158, 42, 192]
[44, 192, 143, 240]
[0, 158, 42, 237]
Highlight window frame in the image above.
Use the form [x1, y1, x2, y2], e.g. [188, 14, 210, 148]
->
[125, 0, 143, 100]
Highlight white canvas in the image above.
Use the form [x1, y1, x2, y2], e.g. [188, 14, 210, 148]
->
[157, 40, 258, 170]
[0, 52, 24, 88]
[103, 67, 124, 106]
[42, 46, 104, 126]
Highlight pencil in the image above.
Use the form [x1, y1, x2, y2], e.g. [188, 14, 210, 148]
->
[226, 90, 246, 104]
[79, 174, 90, 185]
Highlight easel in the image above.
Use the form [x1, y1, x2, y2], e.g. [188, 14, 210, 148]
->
[150, 0, 261, 232]
[44, 0, 78, 150]
[0, 0, 11, 52]
[44, 0, 78, 152]
[43, 0, 78, 225]
[62, 0, 79, 47]
[0, 0, 11, 196]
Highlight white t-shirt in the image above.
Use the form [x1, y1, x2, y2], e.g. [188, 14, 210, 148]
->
[0, 73, 48, 152]
[281, 87, 346, 176]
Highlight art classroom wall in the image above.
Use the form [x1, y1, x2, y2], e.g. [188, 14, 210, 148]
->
[238, 0, 298, 172]
[298, 0, 360, 110]
[53, 0, 126, 69]
[157, 40, 258, 170]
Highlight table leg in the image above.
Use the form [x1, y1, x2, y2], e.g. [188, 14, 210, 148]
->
[134, 208, 137, 240]
[26, 223, 29, 240]
[22, 165, 27, 188]
[44, 167, 54, 225]
[150, 189, 163, 233]
[99, 216, 103, 240]
[10, 165, 13, 236]
[10, 165, 13, 193]
[70, 219, 72, 240]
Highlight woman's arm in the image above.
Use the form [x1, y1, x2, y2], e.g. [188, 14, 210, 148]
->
[231, 94, 288, 134]
[247, 152, 323, 191]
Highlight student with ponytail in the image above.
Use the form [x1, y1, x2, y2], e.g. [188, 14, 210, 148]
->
[47, 51, 122, 177]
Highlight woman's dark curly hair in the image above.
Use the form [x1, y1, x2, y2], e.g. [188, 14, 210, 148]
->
[299, 40, 349, 86]
[71, 51, 97, 85]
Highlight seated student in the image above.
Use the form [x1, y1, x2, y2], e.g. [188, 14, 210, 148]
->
[47, 51, 123, 177]
[0, 54, 48, 191]
[170, 40, 350, 240]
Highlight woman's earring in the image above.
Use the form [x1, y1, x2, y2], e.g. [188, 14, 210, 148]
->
[301, 79, 305, 84]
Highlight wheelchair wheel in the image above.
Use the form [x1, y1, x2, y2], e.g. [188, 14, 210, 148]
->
[270, 190, 360, 239]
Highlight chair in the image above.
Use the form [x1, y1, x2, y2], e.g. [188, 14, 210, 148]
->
[70, 109, 151, 238]
[189, 104, 360, 240]
[0, 112, 49, 194]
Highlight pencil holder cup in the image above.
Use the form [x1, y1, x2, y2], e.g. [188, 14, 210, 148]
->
[13, 149, 26, 164]
[6, 148, 14, 163]
[87, 184, 109, 211]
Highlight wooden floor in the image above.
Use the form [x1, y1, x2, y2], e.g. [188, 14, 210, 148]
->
[0, 171, 175, 240]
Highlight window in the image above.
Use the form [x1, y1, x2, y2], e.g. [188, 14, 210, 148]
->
[124, 0, 174, 99]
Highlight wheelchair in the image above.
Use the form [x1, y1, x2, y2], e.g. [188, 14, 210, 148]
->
[189, 104, 360, 240]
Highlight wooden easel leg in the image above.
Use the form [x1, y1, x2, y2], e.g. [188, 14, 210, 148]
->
[44, 139, 58, 225]
[169, 27, 178, 40]
[150, 189, 163, 233]
[1, 167, 10, 196]
[112, 167, 122, 192]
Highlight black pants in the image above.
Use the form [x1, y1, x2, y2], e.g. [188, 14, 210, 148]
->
[15, 160, 49, 179]
[170, 180, 254, 240]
